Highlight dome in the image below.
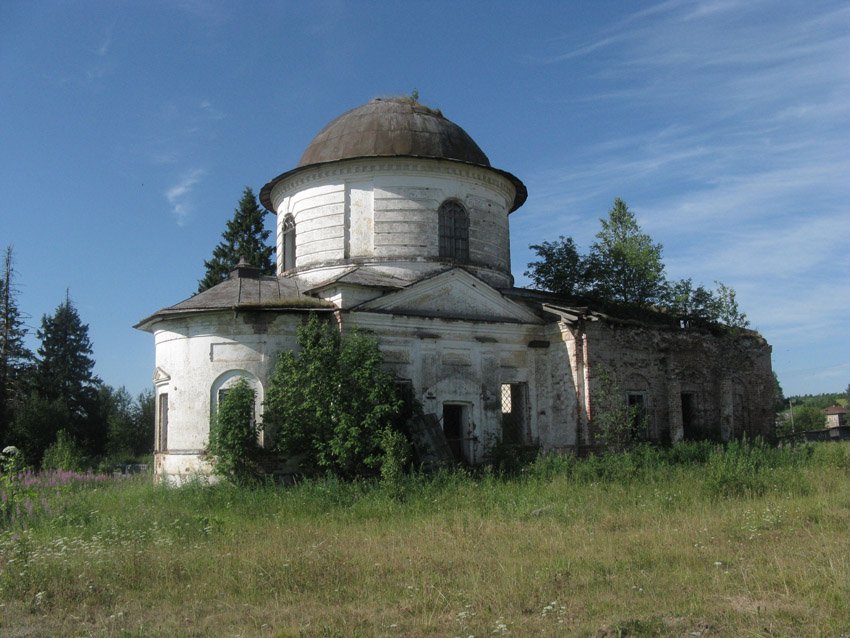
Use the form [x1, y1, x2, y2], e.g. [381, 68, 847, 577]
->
[298, 97, 490, 166]
[260, 97, 527, 212]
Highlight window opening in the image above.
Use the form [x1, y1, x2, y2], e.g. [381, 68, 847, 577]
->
[681, 392, 697, 440]
[500, 383, 528, 444]
[282, 214, 296, 271]
[438, 200, 469, 261]
[627, 392, 648, 437]
[157, 393, 169, 452]
[442, 404, 466, 463]
[217, 387, 256, 425]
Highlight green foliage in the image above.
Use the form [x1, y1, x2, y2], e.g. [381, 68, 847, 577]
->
[207, 379, 260, 485]
[379, 427, 410, 500]
[34, 294, 102, 456]
[711, 280, 749, 328]
[589, 198, 666, 305]
[778, 404, 826, 436]
[0, 246, 33, 444]
[590, 365, 645, 452]
[8, 393, 72, 466]
[264, 314, 404, 479]
[100, 386, 155, 464]
[524, 236, 590, 297]
[198, 187, 274, 292]
[524, 199, 749, 327]
[773, 372, 785, 414]
[2, 441, 850, 636]
[41, 430, 87, 471]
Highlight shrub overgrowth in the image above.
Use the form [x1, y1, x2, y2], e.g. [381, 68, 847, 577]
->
[207, 378, 260, 485]
[263, 314, 404, 479]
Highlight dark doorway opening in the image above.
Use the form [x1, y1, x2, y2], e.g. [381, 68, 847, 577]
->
[442, 404, 466, 463]
[681, 392, 697, 440]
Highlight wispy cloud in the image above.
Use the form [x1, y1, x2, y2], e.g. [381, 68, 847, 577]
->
[517, 0, 850, 393]
[165, 169, 205, 226]
[95, 23, 114, 57]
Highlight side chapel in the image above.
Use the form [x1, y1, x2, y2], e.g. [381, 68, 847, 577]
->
[136, 97, 774, 482]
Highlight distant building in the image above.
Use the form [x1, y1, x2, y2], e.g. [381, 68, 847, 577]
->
[825, 405, 848, 428]
[136, 97, 775, 483]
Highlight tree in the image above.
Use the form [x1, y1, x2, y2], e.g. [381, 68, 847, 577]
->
[198, 187, 274, 292]
[8, 393, 72, 466]
[663, 278, 749, 328]
[264, 314, 404, 479]
[588, 198, 666, 305]
[524, 236, 590, 297]
[207, 378, 260, 485]
[0, 246, 33, 443]
[34, 294, 102, 454]
[712, 281, 748, 329]
[778, 404, 825, 436]
[664, 278, 716, 324]
[773, 372, 785, 414]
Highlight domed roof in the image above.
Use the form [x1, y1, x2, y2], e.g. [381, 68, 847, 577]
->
[298, 97, 491, 166]
[260, 97, 527, 212]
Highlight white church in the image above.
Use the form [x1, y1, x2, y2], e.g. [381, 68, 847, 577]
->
[136, 97, 774, 482]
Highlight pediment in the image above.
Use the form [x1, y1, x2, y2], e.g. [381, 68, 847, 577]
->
[153, 367, 171, 385]
[356, 269, 543, 324]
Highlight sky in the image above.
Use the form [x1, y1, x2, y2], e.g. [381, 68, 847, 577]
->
[1, 0, 848, 399]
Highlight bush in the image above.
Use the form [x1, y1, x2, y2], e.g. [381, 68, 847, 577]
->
[207, 379, 260, 485]
[41, 430, 87, 471]
[264, 314, 404, 479]
[379, 427, 411, 500]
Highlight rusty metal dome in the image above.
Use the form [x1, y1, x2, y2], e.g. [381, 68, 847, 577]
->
[298, 97, 491, 166]
[260, 97, 527, 212]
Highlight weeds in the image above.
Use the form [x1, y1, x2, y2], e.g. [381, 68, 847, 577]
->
[0, 442, 848, 636]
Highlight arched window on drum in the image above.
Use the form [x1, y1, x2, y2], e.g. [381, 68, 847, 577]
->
[282, 214, 296, 271]
[438, 200, 469, 261]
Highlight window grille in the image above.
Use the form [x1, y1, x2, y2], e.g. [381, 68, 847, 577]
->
[438, 201, 469, 261]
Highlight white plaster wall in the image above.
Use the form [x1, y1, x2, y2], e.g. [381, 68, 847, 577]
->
[347, 312, 576, 462]
[271, 159, 517, 287]
[150, 311, 303, 479]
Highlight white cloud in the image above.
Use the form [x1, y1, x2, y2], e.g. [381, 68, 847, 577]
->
[165, 169, 205, 226]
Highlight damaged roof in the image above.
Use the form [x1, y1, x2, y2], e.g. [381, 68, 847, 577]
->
[134, 263, 333, 331]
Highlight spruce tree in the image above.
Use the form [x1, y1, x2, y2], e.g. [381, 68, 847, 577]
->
[34, 293, 102, 452]
[0, 246, 33, 443]
[198, 187, 274, 292]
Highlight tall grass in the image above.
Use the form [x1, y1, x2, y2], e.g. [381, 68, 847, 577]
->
[1, 442, 849, 637]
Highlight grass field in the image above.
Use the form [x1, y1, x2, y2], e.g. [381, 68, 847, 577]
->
[1, 441, 849, 637]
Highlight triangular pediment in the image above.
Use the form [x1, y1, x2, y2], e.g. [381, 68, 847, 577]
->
[356, 269, 543, 324]
[153, 367, 171, 385]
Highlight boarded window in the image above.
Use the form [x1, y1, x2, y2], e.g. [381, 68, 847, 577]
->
[282, 214, 296, 271]
[157, 393, 168, 452]
[438, 200, 469, 261]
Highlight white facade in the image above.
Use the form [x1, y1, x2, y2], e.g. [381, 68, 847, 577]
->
[270, 158, 516, 289]
[138, 98, 774, 482]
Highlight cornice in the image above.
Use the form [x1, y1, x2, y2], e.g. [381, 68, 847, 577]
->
[270, 158, 516, 213]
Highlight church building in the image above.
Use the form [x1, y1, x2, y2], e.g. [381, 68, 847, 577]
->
[136, 97, 774, 482]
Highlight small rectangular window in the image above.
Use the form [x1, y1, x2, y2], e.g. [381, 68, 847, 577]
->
[157, 393, 169, 452]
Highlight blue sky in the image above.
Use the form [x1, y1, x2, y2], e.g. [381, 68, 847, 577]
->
[1, 0, 848, 398]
